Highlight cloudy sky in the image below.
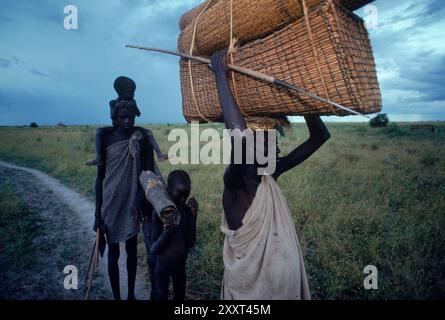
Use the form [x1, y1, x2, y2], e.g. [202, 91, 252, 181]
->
[0, 0, 444, 125]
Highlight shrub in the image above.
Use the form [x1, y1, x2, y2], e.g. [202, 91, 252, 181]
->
[30, 122, 38, 128]
[370, 114, 389, 128]
[382, 123, 407, 138]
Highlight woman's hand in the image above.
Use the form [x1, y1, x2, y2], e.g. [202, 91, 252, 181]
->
[211, 49, 229, 75]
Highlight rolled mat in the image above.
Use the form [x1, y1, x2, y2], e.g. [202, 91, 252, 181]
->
[178, 0, 375, 55]
[180, 0, 381, 122]
[139, 171, 180, 227]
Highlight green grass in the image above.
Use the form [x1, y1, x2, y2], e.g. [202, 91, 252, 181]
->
[0, 184, 43, 283]
[0, 122, 444, 299]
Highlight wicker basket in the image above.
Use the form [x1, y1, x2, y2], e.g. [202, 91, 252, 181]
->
[180, 0, 381, 122]
[343, 0, 374, 11]
[178, 0, 375, 56]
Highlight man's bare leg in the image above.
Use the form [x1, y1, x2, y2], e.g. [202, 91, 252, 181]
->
[108, 242, 121, 300]
[125, 235, 138, 300]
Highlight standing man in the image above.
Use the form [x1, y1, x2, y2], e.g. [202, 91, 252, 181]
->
[211, 51, 331, 300]
[94, 78, 154, 300]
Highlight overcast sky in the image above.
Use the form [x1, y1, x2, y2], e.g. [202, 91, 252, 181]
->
[0, 0, 444, 125]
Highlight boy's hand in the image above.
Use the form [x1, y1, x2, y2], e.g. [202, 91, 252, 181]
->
[131, 207, 142, 222]
[186, 196, 199, 217]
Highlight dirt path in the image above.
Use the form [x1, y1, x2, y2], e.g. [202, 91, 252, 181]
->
[0, 160, 149, 300]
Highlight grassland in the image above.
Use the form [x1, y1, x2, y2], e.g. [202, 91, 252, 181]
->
[0, 184, 42, 287]
[0, 122, 444, 299]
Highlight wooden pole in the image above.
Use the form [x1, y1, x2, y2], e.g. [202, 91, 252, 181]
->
[126, 45, 371, 119]
[85, 230, 100, 300]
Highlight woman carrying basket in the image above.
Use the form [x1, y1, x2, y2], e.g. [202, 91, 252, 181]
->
[211, 50, 331, 300]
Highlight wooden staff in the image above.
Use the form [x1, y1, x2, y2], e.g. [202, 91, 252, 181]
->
[85, 229, 100, 300]
[126, 45, 371, 119]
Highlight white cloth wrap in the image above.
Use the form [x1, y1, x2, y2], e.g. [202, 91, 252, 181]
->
[221, 175, 311, 300]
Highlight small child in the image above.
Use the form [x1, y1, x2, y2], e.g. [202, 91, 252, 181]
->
[86, 76, 168, 166]
[145, 170, 198, 301]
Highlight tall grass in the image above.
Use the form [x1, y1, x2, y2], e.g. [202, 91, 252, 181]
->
[0, 122, 444, 299]
[0, 184, 43, 295]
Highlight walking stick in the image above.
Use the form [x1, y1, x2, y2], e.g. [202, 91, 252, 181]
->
[85, 229, 100, 300]
[126, 45, 371, 119]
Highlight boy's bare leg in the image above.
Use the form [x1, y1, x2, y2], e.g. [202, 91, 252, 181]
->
[152, 261, 169, 300]
[172, 262, 186, 301]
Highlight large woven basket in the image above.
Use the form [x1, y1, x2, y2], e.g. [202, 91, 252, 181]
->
[178, 0, 375, 56]
[180, 0, 381, 122]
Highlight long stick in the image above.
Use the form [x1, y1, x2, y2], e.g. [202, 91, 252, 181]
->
[85, 230, 100, 300]
[126, 45, 371, 119]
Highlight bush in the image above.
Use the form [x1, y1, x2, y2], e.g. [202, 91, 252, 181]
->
[30, 122, 38, 128]
[370, 114, 389, 128]
[382, 123, 407, 138]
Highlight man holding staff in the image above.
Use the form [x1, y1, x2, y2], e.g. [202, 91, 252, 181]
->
[211, 50, 331, 300]
[93, 78, 155, 300]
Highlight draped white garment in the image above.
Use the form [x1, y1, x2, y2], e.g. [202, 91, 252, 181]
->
[221, 175, 311, 300]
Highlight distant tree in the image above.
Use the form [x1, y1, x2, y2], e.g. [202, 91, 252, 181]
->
[370, 114, 389, 128]
[30, 122, 38, 128]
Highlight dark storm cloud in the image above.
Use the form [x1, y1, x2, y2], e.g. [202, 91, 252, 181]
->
[0, 0, 200, 125]
[414, 0, 445, 27]
[397, 53, 445, 103]
[356, 0, 445, 119]
[110, 0, 197, 48]
[0, 0, 62, 25]
[0, 0, 444, 125]
[29, 68, 48, 77]
[0, 58, 11, 68]
[377, 0, 445, 29]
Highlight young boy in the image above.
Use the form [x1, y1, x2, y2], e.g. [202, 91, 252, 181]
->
[86, 76, 168, 166]
[143, 170, 198, 301]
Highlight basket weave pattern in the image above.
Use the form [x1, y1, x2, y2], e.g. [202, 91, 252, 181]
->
[180, 0, 381, 122]
[178, 0, 375, 55]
